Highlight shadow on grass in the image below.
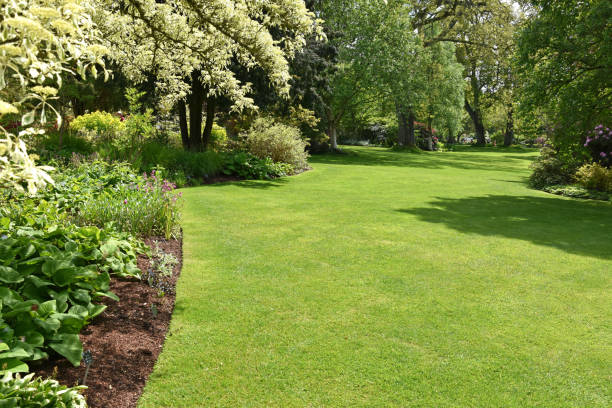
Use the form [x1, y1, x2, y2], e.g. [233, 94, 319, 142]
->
[398, 195, 612, 259]
[309, 146, 537, 173]
[206, 178, 290, 189]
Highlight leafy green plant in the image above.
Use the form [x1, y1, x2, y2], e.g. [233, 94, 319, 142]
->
[0, 222, 142, 370]
[243, 117, 309, 170]
[574, 163, 612, 192]
[0, 198, 143, 371]
[528, 147, 575, 189]
[0, 372, 87, 407]
[75, 169, 181, 239]
[210, 124, 228, 150]
[123, 111, 154, 149]
[222, 151, 294, 180]
[138, 141, 224, 182]
[151, 243, 178, 277]
[70, 112, 124, 145]
[542, 184, 610, 201]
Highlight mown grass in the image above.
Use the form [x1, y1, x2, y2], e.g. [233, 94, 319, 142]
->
[139, 146, 612, 407]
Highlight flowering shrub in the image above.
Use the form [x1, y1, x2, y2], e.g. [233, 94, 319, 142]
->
[584, 125, 612, 167]
[76, 169, 181, 239]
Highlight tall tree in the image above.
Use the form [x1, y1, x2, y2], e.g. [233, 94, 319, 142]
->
[453, 1, 515, 145]
[517, 0, 611, 153]
[98, 0, 321, 150]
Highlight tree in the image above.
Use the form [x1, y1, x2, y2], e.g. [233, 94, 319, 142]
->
[97, 0, 321, 151]
[516, 0, 611, 154]
[0, 0, 109, 194]
[452, 1, 515, 145]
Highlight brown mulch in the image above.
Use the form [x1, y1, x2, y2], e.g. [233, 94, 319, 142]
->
[33, 237, 183, 408]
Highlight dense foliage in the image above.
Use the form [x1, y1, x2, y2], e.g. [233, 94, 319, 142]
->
[243, 118, 309, 170]
[517, 0, 611, 153]
[0, 372, 86, 408]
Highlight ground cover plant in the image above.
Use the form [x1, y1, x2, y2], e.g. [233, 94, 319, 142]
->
[0, 372, 87, 408]
[140, 146, 611, 407]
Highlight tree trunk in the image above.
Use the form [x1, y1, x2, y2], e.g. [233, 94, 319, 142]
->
[466, 67, 486, 145]
[504, 104, 514, 147]
[407, 109, 416, 147]
[328, 123, 338, 150]
[178, 100, 189, 150]
[425, 116, 433, 151]
[188, 72, 205, 151]
[464, 99, 485, 145]
[396, 104, 416, 147]
[201, 97, 216, 150]
[447, 125, 456, 144]
[397, 109, 407, 146]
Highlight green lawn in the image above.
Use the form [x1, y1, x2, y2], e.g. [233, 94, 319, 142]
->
[139, 146, 612, 407]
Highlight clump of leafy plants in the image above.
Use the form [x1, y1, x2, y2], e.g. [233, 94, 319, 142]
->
[75, 169, 182, 239]
[542, 185, 610, 201]
[0, 219, 142, 371]
[222, 151, 294, 180]
[142, 243, 178, 297]
[151, 243, 178, 277]
[0, 372, 87, 407]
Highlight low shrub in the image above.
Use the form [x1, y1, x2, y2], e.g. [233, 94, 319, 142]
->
[342, 139, 370, 146]
[123, 110, 155, 149]
[574, 163, 612, 192]
[75, 169, 181, 239]
[138, 142, 224, 183]
[70, 111, 124, 145]
[243, 118, 309, 170]
[0, 372, 87, 407]
[210, 124, 227, 150]
[40, 159, 139, 213]
[542, 184, 610, 201]
[528, 147, 575, 189]
[222, 151, 294, 180]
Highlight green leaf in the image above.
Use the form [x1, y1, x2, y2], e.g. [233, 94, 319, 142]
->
[0, 358, 29, 374]
[53, 267, 79, 287]
[71, 289, 91, 305]
[0, 347, 30, 360]
[21, 110, 35, 126]
[87, 304, 106, 319]
[34, 317, 61, 332]
[49, 334, 82, 366]
[94, 290, 119, 302]
[38, 299, 57, 316]
[20, 244, 36, 259]
[0, 266, 23, 284]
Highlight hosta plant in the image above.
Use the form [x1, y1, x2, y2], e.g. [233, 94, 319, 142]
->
[0, 372, 86, 407]
[0, 219, 142, 371]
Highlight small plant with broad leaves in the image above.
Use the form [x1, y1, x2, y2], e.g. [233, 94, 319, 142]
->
[0, 372, 87, 408]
